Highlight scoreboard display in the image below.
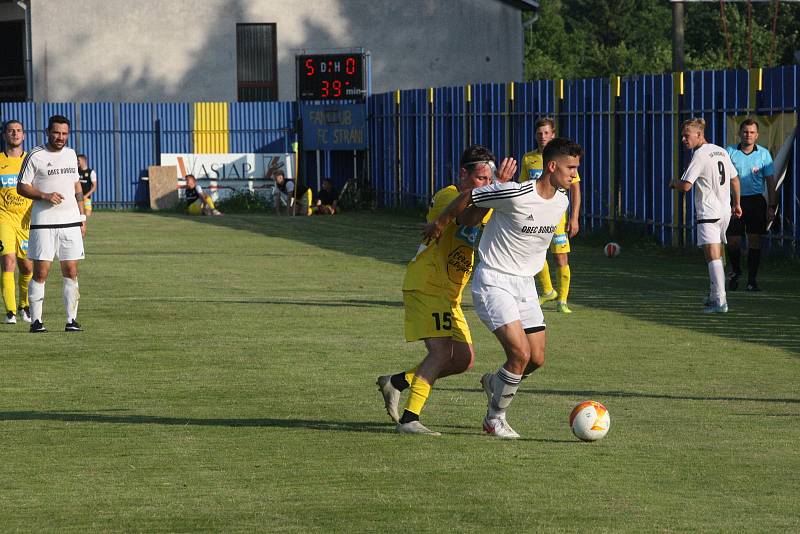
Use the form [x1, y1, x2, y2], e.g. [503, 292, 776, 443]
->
[296, 53, 366, 101]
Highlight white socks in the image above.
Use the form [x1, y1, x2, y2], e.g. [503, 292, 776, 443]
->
[708, 259, 726, 305]
[28, 279, 44, 323]
[488, 367, 522, 419]
[62, 277, 80, 322]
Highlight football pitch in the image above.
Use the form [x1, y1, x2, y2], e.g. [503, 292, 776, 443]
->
[1, 211, 798, 532]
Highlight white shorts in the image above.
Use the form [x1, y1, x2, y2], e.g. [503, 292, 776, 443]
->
[28, 226, 85, 261]
[471, 263, 545, 332]
[696, 214, 730, 246]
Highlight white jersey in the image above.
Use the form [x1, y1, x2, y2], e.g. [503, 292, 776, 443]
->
[680, 143, 736, 221]
[471, 180, 569, 276]
[19, 145, 82, 227]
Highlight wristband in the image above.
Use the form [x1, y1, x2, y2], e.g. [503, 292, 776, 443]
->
[80, 214, 87, 222]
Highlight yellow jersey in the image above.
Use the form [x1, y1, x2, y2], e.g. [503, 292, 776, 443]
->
[520, 149, 581, 185]
[403, 185, 491, 303]
[0, 151, 31, 228]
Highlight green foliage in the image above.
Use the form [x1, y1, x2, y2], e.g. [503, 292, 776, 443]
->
[0, 212, 798, 530]
[214, 190, 272, 213]
[525, 0, 800, 80]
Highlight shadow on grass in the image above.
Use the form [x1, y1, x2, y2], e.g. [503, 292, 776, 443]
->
[0, 411, 397, 433]
[104, 297, 403, 308]
[440, 386, 800, 405]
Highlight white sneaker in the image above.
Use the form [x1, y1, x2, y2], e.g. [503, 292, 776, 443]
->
[377, 375, 401, 423]
[4, 311, 16, 324]
[396, 420, 441, 436]
[18, 307, 31, 323]
[482, 415, 520, 439]
[480, 373, 493, 405]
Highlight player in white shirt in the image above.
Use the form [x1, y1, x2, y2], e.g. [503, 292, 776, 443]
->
[424, 138, 583, 438]
[670, 118, 742, 313]
[16, 115, 86, 333]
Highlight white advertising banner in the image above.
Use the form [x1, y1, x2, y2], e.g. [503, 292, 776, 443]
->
[160, 152, 294, 200]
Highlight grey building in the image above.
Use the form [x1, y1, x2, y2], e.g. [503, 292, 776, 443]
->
[0, 0, 537, 102]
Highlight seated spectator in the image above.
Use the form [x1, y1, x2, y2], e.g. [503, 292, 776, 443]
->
[272, 170, 312, 217]
[316, 178, 338, 215]
[184, 174, 222, 216]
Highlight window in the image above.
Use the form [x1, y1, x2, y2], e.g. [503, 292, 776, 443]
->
[236, 23, 278, 102]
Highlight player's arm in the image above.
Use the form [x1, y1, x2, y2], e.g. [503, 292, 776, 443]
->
[422, 190, 472, 243]
[730, 175, 742, 218]
[17, 182, 64, 204]
[669, 178, 693, 192]
[74, 180, 87, 237]
[567, 180, 581, 237]
[456, 206, 490, 227]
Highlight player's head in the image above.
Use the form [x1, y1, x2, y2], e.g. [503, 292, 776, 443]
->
[46, 115, 71, 150]
[274, 169, 286, 183]
[322, 178, 333, 191]
[185, 174, 196, 187]
[2, 119, 24, 148]
[738, 118, 759, 147]
[681, 118, 706, 149]
[459, 145, 496, 191]
[535, 117, 556, 150]
[542, 137, 582, 190]
[77, 154, 87, 169]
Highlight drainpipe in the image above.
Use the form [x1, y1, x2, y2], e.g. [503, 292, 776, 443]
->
[16, 0, 33, 101]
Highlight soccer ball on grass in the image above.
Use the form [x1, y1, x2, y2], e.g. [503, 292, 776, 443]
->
[569, 400, 610, 442]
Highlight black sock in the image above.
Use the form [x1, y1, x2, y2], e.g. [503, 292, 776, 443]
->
[398, 410, 419, 424]
[390, 372, 410, 391]
[747, 248, 761, 285]
[728, 247, 742, 275]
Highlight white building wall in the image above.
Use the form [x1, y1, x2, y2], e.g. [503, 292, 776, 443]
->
[29, 0, 524, 102]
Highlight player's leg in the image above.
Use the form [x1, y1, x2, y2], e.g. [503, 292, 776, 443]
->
[58, 227, 84, 331]
[536, 259, 557, 303]
[744, 195, 767, 291]
[84, 197, 93, 217]
[553, 251, 571, 313]
[17, 254, 32, 323]
[186, 200, 203, 215]
[725, 216, 744, 290]
[0, 223, 18, 322]
[27, 228, 54, 332]
[702, 241, 727, 313]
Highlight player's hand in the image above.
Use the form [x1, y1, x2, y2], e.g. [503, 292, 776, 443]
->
[567, 216, 580, 238]
[80, 222, 86, 238]
[732, 204, 743, 218]
[422, 219, 445, 244]
[495, 157, 517, 183]
[44, 192, 64, 205]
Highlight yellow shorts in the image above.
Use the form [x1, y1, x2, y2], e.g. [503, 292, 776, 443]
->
[84, 197, 93, 214]
[550, 212, 570, 254]
[186, 199, 203, 215]
[299, 189, 312, 216]
[0, 221, 29, 259]
[403, 290, 471, 344]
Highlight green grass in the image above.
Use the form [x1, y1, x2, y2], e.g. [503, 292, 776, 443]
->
[1, 211, 798, 532]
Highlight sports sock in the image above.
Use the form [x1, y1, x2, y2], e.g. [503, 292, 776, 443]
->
[536, 260, 554, 295]
[62, 277, 80, 322]
[29, 279, 44, 323]
[728, 246, 742, 275]
[401, 377, 432, 421]
[18, 271, 32, 308]
[747, 248, 761, 285]
[2, 271, 15, 313]
[390, 368, 415, 392]
[708, 259, 726, 305]
[488, 367, 522, 419]
[206, 197, 217, 210]
[557, 264, 571, 303]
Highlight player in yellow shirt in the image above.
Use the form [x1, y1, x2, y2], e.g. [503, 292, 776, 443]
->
[376, 145, 515, 435]
[0, 120, 33, 324]
[520, 117, 581, 313]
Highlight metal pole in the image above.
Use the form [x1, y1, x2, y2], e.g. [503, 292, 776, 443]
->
[672, 1, 684, 72]
[17, 0, 33, 100]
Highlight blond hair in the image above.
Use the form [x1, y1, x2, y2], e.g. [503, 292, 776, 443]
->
[681, 117, 706, 131]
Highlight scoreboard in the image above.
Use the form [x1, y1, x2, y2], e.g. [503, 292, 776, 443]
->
[296, 53, 367, 101]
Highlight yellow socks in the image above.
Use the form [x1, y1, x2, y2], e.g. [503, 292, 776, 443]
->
[18, 271, 32, 308]
[2, 271, 15, 313]
[536, 260, 554, 295]
[405, 377, 432, 416]
[557, 265, 571, 303]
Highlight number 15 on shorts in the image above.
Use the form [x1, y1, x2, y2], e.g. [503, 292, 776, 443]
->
[432, 312, 452, 330]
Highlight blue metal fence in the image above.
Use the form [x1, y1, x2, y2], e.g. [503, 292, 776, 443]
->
[0, 65, 796, 251]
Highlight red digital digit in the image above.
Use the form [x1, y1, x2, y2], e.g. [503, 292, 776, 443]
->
[333, 80, 342, 97]
[305, 58, 315, 77]
[321, 80, 330, 98]
[345, 57, 356, 75]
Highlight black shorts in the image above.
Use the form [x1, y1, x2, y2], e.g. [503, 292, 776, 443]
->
[727, 194, 767, 237]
